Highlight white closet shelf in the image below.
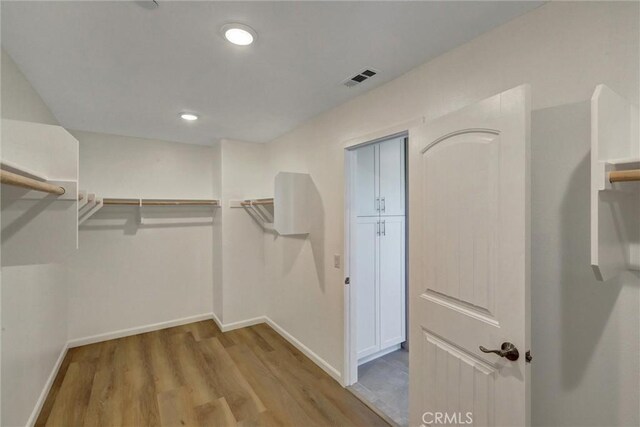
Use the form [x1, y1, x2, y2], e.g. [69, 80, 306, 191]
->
[78, 195, 220, 226]
[606, 157, 640, 166]
[590, 84, 640, 281]
[229, 198, 274, 208]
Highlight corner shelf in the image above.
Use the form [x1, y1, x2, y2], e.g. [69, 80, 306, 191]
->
[591, 84, 640, 281]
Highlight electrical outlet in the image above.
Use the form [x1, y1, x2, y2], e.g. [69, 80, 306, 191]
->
[334, 254, 341, 269]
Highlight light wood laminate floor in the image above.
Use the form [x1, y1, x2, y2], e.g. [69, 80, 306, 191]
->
[36, 321, 388, 427]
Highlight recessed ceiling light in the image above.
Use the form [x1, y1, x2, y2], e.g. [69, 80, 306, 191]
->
[180, 113, 198, 121]
[222, 23, 256, 46]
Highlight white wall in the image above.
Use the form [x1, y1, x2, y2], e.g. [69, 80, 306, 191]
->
[217, 139, 269, 324]
[261, 2, 639, 426]
[1, 50, 68, 427]
[532, 101, 640, 427]
[65, 130, 216, 342]
[212, 141, 223, 320]
[1, 50, 57, 126]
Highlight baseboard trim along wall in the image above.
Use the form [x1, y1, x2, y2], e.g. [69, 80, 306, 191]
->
[212, 314, 343, 384]
[264, 317, 343, 384]
[26, 342, 69, 427]
[31, 312, 343, 425]
[211, 313, 266, 332]
[67, 312, 214, 348]
[357, 344, 401, 365]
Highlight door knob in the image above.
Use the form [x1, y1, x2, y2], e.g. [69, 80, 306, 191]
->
[479, 342, 519, 361]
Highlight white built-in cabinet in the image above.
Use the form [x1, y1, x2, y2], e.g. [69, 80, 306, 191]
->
[355, 138, 405, 217]
[354, 136, 406, 363]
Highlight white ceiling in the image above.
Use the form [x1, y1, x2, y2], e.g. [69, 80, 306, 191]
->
[2, 1, 542, 145]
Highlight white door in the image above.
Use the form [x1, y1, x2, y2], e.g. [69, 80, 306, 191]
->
[379, 215, 406, 348]
[379, 136, 406, 216]
[409, 85, 531, 427]
[355, 143, 379, 217]
[355, 216, 380, 359]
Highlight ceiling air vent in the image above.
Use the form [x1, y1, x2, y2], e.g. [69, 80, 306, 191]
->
[343, 69, 378, 88]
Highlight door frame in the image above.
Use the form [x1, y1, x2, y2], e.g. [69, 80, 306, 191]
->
[343, 119, 420, 386]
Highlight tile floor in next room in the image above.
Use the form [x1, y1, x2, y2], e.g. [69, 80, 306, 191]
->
[350, 349, 409, 427]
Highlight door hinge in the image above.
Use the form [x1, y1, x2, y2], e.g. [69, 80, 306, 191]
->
[345, 277, 350, 285]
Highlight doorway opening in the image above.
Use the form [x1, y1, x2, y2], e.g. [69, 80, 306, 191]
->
[344, 132, 408, 426]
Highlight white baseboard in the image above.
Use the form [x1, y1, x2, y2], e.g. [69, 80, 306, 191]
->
[26, 342, 69, 427]
[211, 312, 267, 332]
[211, 313, 342, 384]
[358, 343, 401, 365]
[264, 317, 342, 384]
[67, 312, 214, 348]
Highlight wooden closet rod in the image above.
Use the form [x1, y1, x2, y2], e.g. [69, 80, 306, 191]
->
[609, 169, 640, 183]
[240, 198, 274, 207]
[142, 199, 219, 206]
[102, 198, 219, 206]
[0, 169, 65, 195]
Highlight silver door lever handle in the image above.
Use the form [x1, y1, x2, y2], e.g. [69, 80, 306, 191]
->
[479, 342, 519, 361]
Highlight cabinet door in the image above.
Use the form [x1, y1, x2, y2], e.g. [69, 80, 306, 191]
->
[378, 216, 406, 349]
[355, 143, 379, 217]
[355, 216, 380, 358]
[379, 137, 405, 216]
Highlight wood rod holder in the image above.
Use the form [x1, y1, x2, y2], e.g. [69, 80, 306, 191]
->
[609, 169, 640, 183]
[0, 169, 65, 195]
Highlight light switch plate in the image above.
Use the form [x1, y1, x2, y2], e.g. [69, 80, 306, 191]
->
[333, 254, 341, 269]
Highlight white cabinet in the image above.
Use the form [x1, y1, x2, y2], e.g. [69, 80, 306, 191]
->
[378, 138, 405, 216]
[353, 136, 406, 363]
[355, 143, 378, 217]
[355, 216, 379, 359]
[355, 216, 406, 360]
[378, 216, 406, 348]
[355, 137, 405, 217]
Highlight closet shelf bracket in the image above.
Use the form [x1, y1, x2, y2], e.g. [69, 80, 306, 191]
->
[231, 198, 275, 230]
